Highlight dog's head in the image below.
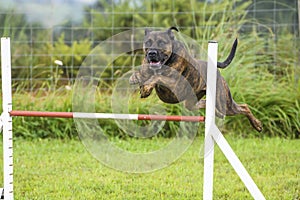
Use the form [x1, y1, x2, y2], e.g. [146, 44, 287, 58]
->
[143, 27, 179, 70]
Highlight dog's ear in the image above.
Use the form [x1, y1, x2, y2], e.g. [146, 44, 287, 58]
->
[145, 28, 152, 36]
[167, 27, 179, 40]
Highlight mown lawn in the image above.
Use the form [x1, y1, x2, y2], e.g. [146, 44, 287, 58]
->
[0, 136, 299, 199]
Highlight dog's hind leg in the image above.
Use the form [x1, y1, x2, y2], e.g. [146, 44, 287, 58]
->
[198, 98, 262, 132]
[194, 99, 225, 118]
[226, 101, 262, 132]
[185, 99, 225, 119]
[216, 77, 262, 132]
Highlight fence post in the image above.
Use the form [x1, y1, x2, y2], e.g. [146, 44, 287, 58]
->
[1, 37, 14, 200]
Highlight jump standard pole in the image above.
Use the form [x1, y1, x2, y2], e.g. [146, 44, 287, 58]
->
[203, 41, 265, 200]
[1, 37, 14, 200]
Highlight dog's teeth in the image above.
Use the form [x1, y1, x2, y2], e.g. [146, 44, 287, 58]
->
[150, 61, 161, 65]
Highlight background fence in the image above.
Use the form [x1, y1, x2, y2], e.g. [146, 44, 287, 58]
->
[0, 0, 299, 91]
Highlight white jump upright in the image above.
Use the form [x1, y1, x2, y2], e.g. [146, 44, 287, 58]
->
[1, 37, 14, 200]
[203, 41, 218, 200]
[203, 41, 265, 200]
[0, 37, 265, 200]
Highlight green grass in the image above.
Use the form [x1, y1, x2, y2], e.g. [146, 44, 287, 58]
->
[0, 136, 299, 199]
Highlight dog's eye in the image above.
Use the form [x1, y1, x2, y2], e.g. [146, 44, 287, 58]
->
[158, 40, 166, 47]
[145, 40, 152, 47]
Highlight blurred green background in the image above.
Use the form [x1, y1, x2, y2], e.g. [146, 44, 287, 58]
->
[0, 0, 299, 138]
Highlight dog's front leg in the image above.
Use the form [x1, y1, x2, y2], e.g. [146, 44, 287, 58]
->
[144, 75, 176, 87]
[140, 75, 161, 98]
[142, 75, 177, 97]
[129, 71, 143, 85]
[129, 64, 153, 85]
[129, 69, 155, 98]
[139, 85, 153, 98]
[130, 74, 155, 98]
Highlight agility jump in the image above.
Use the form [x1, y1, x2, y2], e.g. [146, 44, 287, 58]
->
[0, 37, 265, 200]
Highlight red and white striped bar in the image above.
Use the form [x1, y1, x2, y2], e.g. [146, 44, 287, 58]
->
[9, 110, 205, 122]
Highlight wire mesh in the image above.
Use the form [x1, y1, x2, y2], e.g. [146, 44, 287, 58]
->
[0, 0, 299, 91]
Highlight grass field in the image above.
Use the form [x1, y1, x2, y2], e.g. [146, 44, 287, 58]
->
[0, 136, 299, 200]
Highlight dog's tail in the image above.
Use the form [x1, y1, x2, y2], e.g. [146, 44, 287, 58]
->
[217, 38, 238, 69]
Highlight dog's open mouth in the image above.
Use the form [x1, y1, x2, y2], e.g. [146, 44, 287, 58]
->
[148, 59, 164, 70]
[149, 61, 162, 68]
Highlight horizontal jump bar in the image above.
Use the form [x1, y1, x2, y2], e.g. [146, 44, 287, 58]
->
[9, 110, 205, 122]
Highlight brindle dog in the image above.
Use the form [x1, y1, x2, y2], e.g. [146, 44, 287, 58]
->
[129, 27, 262, 132]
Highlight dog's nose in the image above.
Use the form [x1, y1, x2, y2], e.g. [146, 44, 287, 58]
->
[148, 50, 157, 57]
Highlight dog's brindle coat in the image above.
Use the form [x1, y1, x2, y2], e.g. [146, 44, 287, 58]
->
[129, 27, 262, 132]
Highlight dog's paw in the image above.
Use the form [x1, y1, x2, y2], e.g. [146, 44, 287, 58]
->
[195, 100, 206, 109]
[140, 85, 153, 98]
[129, 73, 141, 85]
[253, 119, 263, 132]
